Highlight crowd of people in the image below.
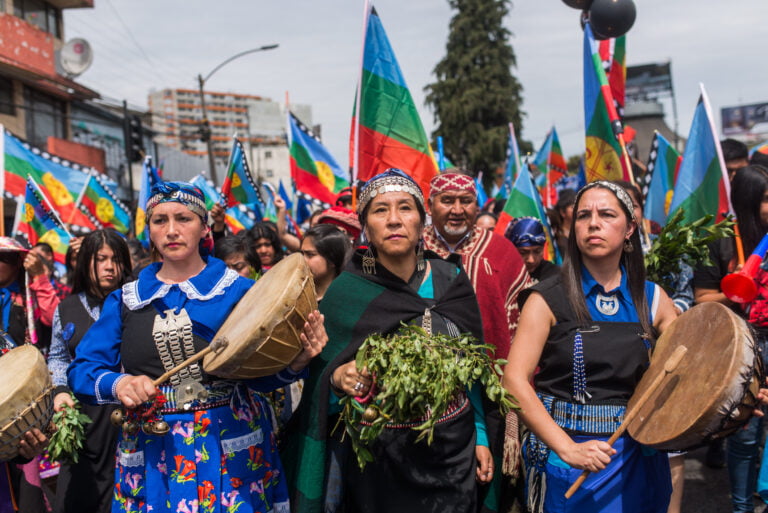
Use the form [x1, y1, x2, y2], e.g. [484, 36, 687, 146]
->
[1, 137, 768, 513]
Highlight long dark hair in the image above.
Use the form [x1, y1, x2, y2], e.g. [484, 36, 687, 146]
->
[561, 183, 652, 338]
[214, 234, 261, 273]
[247, 223, 284, 265]
[731, 165, 768, 255]
[302, 224, 352, 278]
[71, 229, 132, 299]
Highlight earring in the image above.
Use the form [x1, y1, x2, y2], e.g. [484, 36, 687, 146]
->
[623, 238, 634, 253]
[416, 240, 425, 272]
[362, 246, 376, 274]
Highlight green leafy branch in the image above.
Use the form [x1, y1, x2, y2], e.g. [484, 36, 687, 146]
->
[644, 209, 734, 293]
[48, 395, 91, 464]
[336, 324, 518, 469]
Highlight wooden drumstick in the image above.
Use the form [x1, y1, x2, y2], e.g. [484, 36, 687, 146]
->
[565, 344, 687, 499]
[151, 337, 229, 387]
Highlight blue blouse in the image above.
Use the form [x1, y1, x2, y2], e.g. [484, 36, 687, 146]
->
[68, 256, 305, 405]
[581, 266, 659, 324]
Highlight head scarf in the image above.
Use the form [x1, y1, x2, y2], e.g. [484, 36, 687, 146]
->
[429, 173, 477, 198]
[146, 182, 208, 223]
[357, 168, 424, 215]
[145, 182, 213, 257]
[506, 217, 546, 247]
[574, 180, 637, 223]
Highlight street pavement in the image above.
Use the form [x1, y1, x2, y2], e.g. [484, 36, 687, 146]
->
[683, 445, 767, 513]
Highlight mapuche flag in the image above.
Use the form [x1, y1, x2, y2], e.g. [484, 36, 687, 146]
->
[135, 156, 162, 247]
[79, 173, 131, 234]
[667, 85, 731, 226]
[350, 5, 438, 197]
[533, 127, 567, 188]
[15, 177, 71, 264]
[3, 129, 95, 231]
[583, 23, 630, 183]
[495, 163, 560, 263]
[221, 137, 262, 208]
[289, 111, 348, 205]
[190, 174, 259, 234]
[644, 132, 682, 227]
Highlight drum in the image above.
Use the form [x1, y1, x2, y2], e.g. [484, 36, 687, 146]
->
[203, 252, 317, 379]
[0, 345, 53, 460]
[626, 302, 761, 451]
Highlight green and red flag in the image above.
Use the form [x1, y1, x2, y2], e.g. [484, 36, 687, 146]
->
[598, 35, 626, 115]
[667, 85, 731, 226]
[350, 4, 438, 197]
[221, 137, 263, 208]
[289, 111, 348, 205]
[14, 177, 72, 264]
[495, 162, 560, 263]
[78, 173, 131, 234]
[644, 132, 682, 227]
[532, 126, 567, 207]
[583, 24, 631, 183]
[3, 129, 95, 231]
[190, 174, 260, 234]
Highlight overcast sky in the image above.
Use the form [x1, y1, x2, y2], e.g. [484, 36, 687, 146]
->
[64, 0, 768, 169]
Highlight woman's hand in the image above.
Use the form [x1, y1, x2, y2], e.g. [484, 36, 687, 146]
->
[18, 428, 47, 459]
[559, 439, 616, 472]
[23, 251, 47, 279]
[289, 311, 328, 372]
[115, 375, 156, 409]
[331, 360, 373, 397]
[210, 203, 226, 232]
[475, 445, 494, 483]
[53, 392, 75, 413]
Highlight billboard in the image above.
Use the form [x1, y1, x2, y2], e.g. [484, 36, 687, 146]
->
[721, 102, 768, 136]
[626, 63, 673, 101]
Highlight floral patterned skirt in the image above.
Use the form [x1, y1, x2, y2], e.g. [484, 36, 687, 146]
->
[113, 385, 289, 513]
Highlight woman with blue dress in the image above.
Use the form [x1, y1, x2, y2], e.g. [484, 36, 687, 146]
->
[503, 181, 678, 512]
[68, 182, 327, 513]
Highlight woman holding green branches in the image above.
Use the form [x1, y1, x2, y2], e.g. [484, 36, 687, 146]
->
[284, 168, 493, 513]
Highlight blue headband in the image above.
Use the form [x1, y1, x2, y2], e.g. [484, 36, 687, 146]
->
[506, 217, 546, 247]
[146, 182, 208, 223]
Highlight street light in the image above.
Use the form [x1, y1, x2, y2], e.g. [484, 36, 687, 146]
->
[197, 44, 279, 186]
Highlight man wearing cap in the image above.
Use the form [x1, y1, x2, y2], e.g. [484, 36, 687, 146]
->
[423, 172, 530, 511]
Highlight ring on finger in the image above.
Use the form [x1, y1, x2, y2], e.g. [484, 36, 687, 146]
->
[354, 382, 364, 392]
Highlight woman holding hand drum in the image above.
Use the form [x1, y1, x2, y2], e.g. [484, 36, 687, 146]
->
[503, 181, 678, 513]
[68, 181, 327, 513]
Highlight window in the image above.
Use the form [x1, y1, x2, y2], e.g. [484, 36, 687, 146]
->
[14, 0, 61, 37]
[264, 151, 272, 159]
[0, 77, 15, 116]
[265, 169, 274, 178]
[24, 86, 66, 149]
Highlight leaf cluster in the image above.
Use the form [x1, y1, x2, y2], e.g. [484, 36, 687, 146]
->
[337, 324, 518, 469]
[424, 0, 528, 173]
[47, 395, 92, 464]
[644, 208, 734, 293]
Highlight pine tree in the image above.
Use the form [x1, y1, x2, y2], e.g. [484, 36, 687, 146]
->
[425, 0, 527, 180]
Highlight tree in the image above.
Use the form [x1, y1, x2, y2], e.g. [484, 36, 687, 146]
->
[425, 0, 528, 184]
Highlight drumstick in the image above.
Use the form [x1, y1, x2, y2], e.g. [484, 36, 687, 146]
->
[565, 344, 687, 499]
[151, 338, 229, 387]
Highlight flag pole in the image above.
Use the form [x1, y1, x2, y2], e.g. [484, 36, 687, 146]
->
[66, 173, 92, 231]
[351, 0, 371, 212]
[24, 271, 38, 345]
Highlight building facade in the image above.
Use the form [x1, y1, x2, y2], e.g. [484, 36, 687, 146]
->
[148, 87, 312, 189]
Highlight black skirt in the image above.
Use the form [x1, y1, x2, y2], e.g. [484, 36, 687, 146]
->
[344, 404, 477, 513]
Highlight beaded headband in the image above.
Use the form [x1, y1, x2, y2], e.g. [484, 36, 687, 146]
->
[575, 181, 637, 223]
[357, 168, 424, 214]
[146, 182, 208, 222]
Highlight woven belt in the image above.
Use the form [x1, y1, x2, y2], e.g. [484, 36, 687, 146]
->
[540, 393, 625, 436]
[158, 382, 235, 413]
[363, 392, 469, 430]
